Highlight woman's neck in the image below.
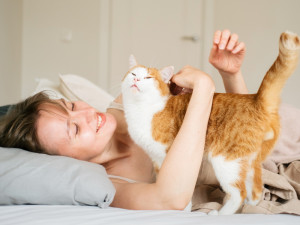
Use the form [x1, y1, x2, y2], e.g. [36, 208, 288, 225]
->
[91, 131, 132, 165]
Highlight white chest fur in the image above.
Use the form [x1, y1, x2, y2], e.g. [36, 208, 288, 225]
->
[122, 85, 168, 168]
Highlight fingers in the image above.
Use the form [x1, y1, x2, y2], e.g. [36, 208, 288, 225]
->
[181, 88, 193, 94]
[171, 65, 211, 91]
[232, 42, 245, 54]
[213, 30, 222, 44]
[227, 33, 239, 50]
[213, 30, 244, 53]
[218, 30, 231, 50]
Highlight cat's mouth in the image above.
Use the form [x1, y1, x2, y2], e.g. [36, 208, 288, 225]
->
[130, 84, 140, 92]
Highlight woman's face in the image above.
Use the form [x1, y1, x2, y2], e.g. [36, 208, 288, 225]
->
[36, 99, 117, 163]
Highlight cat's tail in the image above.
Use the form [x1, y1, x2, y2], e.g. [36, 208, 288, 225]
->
[256, 31, 300, 114]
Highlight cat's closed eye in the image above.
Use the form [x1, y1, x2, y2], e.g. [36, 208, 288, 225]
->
[144, 77, 153, 79]
[131, 73, 136, 76]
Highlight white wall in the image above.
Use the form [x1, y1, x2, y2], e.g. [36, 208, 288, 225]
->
[0, 0, 22, 105]
[212, 0, 300, 108]
[21, 0, 101, 98]
[1, 0, 300, 108]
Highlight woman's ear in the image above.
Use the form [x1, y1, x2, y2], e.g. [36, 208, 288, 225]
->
[129, 54, 138, 69]
[160, 66, 174, 83]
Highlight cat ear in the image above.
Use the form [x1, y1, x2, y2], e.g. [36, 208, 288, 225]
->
[160, 66, 174, 83]
[129, 54, 138, 69]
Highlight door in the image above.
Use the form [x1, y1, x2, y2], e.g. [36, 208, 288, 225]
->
[108, 0, 204, 96]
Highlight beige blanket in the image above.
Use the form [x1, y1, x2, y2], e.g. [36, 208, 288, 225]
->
[192, 103, 300, 215]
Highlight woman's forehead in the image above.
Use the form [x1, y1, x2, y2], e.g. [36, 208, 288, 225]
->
[37, 102, 69, 136]
[36, 102, 70, 154]
[38, 100, 68, 116]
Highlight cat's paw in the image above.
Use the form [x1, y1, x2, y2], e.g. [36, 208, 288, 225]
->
[280, 31, 300, 51]
[245, 198, 260, 206]
[248, 199, 260, 206]
[208, 210, 219, 216]
[245, 190, 262, 206]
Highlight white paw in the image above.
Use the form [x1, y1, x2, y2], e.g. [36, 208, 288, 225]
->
[246, 198, 260, 206]
[208, 210, 219, 216]
[280, 31, 300, 50]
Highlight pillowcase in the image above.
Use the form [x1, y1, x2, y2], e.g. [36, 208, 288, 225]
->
[0, 147, 115, 208]
[33, 78, 69, 100]
[33, 74, 114, 112]
[59, 74, 114, 112]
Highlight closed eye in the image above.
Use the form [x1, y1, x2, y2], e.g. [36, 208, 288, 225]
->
[131, 73, 136, 76]
[144, 77, 153, 79]
[71, 102, 79, 135]
[74, 124, 79, 135]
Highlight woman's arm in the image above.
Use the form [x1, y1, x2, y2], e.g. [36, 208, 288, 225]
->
[111, 66, 215, 210]
[220, 70, 248, 94]
[209, 29, 248, 94]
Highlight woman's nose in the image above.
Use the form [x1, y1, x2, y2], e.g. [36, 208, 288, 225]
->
[70, 107, 96, 124]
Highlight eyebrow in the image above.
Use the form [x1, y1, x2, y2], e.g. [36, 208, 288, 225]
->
[60, 98, 67, 108]
[59, 99, 71, 141]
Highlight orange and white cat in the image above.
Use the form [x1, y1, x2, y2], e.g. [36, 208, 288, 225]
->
[121, 31, 300, 215]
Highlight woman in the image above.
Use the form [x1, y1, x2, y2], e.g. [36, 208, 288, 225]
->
[0, 30, 248, 210]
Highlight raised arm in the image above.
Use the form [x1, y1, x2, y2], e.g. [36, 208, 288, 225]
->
[111, 66, 215, 210]
[209, 29, 248, 94]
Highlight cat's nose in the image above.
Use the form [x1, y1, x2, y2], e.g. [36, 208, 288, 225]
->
[134, 77, 140, 82]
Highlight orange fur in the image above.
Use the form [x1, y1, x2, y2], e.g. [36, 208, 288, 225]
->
[252, 157, 263, 202]
[233, 158, 248, 202]
[147, 32, 299, 213]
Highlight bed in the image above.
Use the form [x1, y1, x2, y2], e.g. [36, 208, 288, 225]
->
[0, 74, 300, 224]
[1, 205, 299, 225]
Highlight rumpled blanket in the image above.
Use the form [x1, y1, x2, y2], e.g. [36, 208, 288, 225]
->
[192, 103, 300, 215]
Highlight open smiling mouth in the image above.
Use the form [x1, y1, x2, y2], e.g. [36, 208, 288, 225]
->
[96, 113, 106, 133]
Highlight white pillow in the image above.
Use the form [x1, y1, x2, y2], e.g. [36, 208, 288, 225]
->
[33, 78, 68, 100]
[59, 74, 114, 112]
[33, 75, 114, 112]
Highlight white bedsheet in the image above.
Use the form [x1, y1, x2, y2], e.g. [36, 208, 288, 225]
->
[0, 205, 299, 225]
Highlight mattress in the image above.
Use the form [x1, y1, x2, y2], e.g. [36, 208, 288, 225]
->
[0, 205, 299, 225]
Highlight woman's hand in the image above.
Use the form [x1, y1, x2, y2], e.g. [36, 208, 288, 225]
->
[171, 65, 215, 95]
[209, 30, 245, 76]
[209, 30, 248, 94]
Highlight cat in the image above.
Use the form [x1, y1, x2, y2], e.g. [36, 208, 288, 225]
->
[121, 31, 300, 215]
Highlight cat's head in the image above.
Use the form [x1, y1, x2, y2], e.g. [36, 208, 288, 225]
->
[122, 55, 174, 97]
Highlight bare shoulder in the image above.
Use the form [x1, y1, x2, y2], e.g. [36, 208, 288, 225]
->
[114, 94, 123, 104]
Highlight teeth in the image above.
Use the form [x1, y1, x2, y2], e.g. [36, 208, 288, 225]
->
[97, 114, 102, 132]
